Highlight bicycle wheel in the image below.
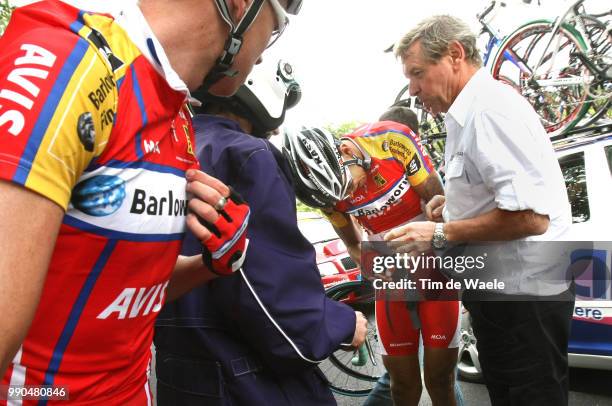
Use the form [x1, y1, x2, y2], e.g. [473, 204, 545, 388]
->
[320, 281, 384, 397]
[576, 15, 611, 127]
[491, 19, 591, 137]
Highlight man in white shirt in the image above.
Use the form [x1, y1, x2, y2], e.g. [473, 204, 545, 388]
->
[386, 15, 574, 406]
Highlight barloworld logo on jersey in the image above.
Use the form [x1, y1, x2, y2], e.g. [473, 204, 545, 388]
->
[68, 169, 188, 235]
[347, 178, 410, 218]
[130, 188, 188, 216]
[71, 176, 188, 218]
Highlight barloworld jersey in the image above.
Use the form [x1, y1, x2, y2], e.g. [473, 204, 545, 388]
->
[0, 1, 197, 404]
[332, 121, 434, 235]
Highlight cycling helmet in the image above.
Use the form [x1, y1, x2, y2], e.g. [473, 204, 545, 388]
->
[282, 127, 352, 208]
[201, 0, 303, 91]
[194, 59, 301, 137]
[231, 59, 301, 136]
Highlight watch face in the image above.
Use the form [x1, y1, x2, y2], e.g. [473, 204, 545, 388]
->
[432, 232, 446, 249]
[432, 238, 442, 249]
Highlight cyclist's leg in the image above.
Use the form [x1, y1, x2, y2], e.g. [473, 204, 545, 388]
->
[376, 298, 422, 406]
[418, 342, 465, 406]
[420, 300, 461, 406]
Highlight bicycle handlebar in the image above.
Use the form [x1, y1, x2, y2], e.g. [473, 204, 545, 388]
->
[589, 10, 611, 18]
[350, 344, 368, 366]
[350, 333, 378, 367]
[477, 0, 508, 22]
[477, 1, 497, 22]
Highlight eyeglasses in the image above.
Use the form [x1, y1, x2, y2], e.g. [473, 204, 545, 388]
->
[267, 0, 290, 49]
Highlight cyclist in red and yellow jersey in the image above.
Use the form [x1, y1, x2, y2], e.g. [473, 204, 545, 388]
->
[0, 0, 302, 404]
[284, 107, 461, 406]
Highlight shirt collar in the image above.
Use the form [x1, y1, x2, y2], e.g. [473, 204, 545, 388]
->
[112, 3, 190, 97]
[194, 114, 244, 132]
[446, 67, 489, 128]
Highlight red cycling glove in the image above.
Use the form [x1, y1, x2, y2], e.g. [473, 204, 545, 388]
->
[199, 187, 250, 276]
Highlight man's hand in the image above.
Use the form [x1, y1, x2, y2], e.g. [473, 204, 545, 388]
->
[425, 195, 446, 222]
[383, 221, 436, 257]
[185, 170, 250, 276]
[351, 311, 368, 349]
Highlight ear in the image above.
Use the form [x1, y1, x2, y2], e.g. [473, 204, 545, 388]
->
[447, 40, 466, 65]
[339, 141, 353, 157]
[228, 0, 249, 22]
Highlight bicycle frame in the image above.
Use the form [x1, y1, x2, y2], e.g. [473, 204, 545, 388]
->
[529, 0, 588, 79]
[490, 0, 608, 92]
[477, 0, 504, 66]
[478, 2, 530, 73]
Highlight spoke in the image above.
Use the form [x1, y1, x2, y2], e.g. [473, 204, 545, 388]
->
[467, 345, 481, 371]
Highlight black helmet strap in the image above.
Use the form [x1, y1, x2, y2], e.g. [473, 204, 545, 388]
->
[340, 137, 371, 171]
[199, 0, 265, 93]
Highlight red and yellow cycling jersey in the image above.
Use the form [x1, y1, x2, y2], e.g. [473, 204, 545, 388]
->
[333, 121, 434, 234]
[0, 2, 197, 404]
[329, 122, 460, 355]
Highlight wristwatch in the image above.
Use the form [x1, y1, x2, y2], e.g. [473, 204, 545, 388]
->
[431, 223, 447, 250]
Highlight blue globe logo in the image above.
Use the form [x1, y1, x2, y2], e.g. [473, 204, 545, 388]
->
[71, 175, 126, 216]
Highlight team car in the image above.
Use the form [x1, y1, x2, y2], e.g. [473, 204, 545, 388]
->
[458, 128, 612, 381]
[297, 212, 361, 289]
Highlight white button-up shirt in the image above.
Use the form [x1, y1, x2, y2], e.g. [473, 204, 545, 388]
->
[443, 68, 572, 295]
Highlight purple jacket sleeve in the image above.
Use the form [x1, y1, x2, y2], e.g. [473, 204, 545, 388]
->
[196, 128, 356, 372]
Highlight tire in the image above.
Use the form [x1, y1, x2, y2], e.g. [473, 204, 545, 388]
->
[490, 20, 592, 137]
[575, 15, 611, 127]
[457, 306, 484, 383]
[320, 281, 383, 397]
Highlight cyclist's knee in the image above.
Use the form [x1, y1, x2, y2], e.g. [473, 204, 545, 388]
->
[424, 367, 454, 392]
[390, 377, 423, 399]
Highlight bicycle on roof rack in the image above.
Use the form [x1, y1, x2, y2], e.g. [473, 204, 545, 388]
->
[489, 0, 611, 136]
[391, 0, 610, 165]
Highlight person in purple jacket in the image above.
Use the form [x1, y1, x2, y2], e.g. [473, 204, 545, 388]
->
[154, 60, 367, 406]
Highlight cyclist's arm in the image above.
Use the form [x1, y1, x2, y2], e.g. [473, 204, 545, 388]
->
[322, 208, 362, 263]
[412, 172, 444, 203]
[386, 129, 443, 203]
[166, 256, 217, 302]
[0, 27, 116, 375]
[0, 182, 63, 376]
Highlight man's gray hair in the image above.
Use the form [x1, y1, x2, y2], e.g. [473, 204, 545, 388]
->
[394, 15, 482, 67]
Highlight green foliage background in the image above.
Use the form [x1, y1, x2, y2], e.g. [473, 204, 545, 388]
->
[0, 0, 13, 37]
[324, 120, 363, 140]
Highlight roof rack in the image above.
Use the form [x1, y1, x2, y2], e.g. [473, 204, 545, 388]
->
[552, 121, 612, 151]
